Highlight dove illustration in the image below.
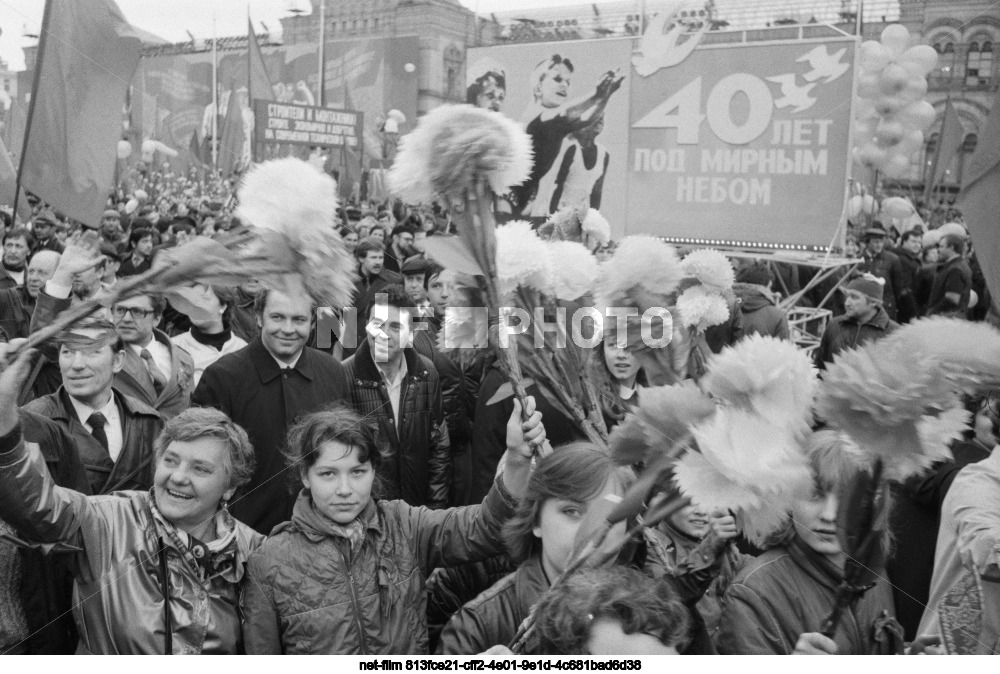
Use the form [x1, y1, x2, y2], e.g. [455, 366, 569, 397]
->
[766, 74, 817, 113]
[632, 0, 710, 77]
[797, 45, 850, 83]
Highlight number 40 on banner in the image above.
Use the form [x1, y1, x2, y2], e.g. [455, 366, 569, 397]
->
[633, 74, 777, 145]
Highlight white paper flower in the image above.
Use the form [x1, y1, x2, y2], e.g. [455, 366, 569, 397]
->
[235, 158, 357, 309]
[389, 104, 533, 203]
[676, 285, 730, 332]
[673, 409, 812, 519]
[681, 249, 735, 292]
[546, 240, 598, 301]
[495, 220, 553, 298]
[595, 236, 683, 312]
[581, 208, 611, 248]
[702, 334, 817, 437]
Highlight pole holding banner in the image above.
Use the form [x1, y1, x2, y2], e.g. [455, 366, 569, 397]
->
[317, 0, 325, 107]
[13, 0, 54, 221]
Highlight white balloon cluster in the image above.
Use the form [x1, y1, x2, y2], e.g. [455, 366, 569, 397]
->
[846, 190, 916, 222]
[854, 24, 938, 179]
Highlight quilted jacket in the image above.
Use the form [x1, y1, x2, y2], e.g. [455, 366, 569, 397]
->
[241, 479, 518, 654]
[716, 536, 903, 654]
[343, 340, 451, 508]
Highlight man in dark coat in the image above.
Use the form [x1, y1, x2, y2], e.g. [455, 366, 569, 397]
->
[192, 287, 351, 534]
[732, 263, 790, 340]
[859, 224, 907, 321]
[343, 284, 451, 508]
[814, 274, 899, 370]
[23, 320, 163, 495]
[28, 211, 64, 255]
[346, 238, 401, 358]
[927, 234, 972, 317]
[894, 229, 922, 323]
[0, 250, 59, 341]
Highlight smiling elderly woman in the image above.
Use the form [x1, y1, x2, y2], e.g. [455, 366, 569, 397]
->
[0, 349, 263, 655]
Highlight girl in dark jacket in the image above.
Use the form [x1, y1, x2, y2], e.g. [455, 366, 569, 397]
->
[588, 336, 647, 431]
[242, 399, 546, 654]
[716, 431, 904, 655]
[438, 443, 733, 654]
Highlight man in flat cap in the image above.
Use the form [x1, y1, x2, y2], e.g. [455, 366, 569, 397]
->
[859, 223, 907, 322]
[24, 319, 162, 494]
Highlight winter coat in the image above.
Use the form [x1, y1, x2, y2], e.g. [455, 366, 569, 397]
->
[468, 365, 586, 505]
[192, 337, 351, 535]
[438, 530, 718, 655]
[4, 411, 92, 654]
[241, 479, 519, 654]
[927, 255, 973, 317]
[859, 249, 906, 321]
[24, 388, 163, 495]
[894, 247, 922, 323]
[814, 308, 898, 370]
[343, 340, 451, 508]
[717, 536, 903, 654]
[704, 295, 744, 354]
[0, 286, 35, 340]
[733, 283, 789, 340]
[0, 429, 264, 654]
[113, 329, 196, 421]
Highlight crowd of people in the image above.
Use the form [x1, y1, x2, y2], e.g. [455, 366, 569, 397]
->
[0, 166, 995, 658]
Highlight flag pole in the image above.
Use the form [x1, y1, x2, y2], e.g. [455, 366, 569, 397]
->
[212, 12, 218, 169]
[14, 0, 55, 222]
[248, 10, 254, 164]
[317, 0, 325, 107]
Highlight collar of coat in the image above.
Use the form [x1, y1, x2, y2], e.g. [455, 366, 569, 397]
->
[247, 336, 318, 384]
[842, 306, 892, 331]
[289, 489, 383, 544]
[350, 337, 427, 386]
[52, 386, 160, 423]
[787, 534, 844, 590]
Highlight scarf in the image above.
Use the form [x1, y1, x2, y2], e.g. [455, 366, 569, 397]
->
[190, 326, 232, 352]
[292, 490, 367, 552]
[149, 493, 239, 580]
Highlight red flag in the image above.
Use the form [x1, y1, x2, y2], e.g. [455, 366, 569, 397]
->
[925, 98, 964, 201]
[217, 81, 246, 176]
[248, 18, 273, 104]
[19, 0, 142, 227]
[960, 86, 1000, 313]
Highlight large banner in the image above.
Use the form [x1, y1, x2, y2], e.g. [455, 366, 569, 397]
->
[133, 35, 418, 169]
[469, 30, 856, 250]
[254, 101, 362, 149]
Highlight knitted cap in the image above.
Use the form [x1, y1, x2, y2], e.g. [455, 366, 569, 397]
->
[842, 273, 885, 303]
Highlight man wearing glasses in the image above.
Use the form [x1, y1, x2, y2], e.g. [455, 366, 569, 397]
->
[108, 294, 195, 420]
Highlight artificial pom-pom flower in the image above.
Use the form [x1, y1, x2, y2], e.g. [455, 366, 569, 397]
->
[816, 339, 962, 477]
[701, 334, 817, 436]
[495, 220, 553, 297]
[673, 409, 812, 519]
[911, 406, 970, 478]
[389, 104, 532, 203]
[595, 236, 682, 312]
[581, 208, 612, 247]
[546, 240, 598, 300]
[235, 158, 357, 309]
[609, 382, 717, 467]
[676, 285, 730, 332]
[885, 317, 1000, 392]
[681, 249, 735, 292]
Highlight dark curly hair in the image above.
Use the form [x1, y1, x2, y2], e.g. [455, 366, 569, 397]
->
[533, 566, 691, 654]
[282, 403, 391, 497]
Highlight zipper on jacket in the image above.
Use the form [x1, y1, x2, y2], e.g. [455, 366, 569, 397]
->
[342, 548, 369, 655]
